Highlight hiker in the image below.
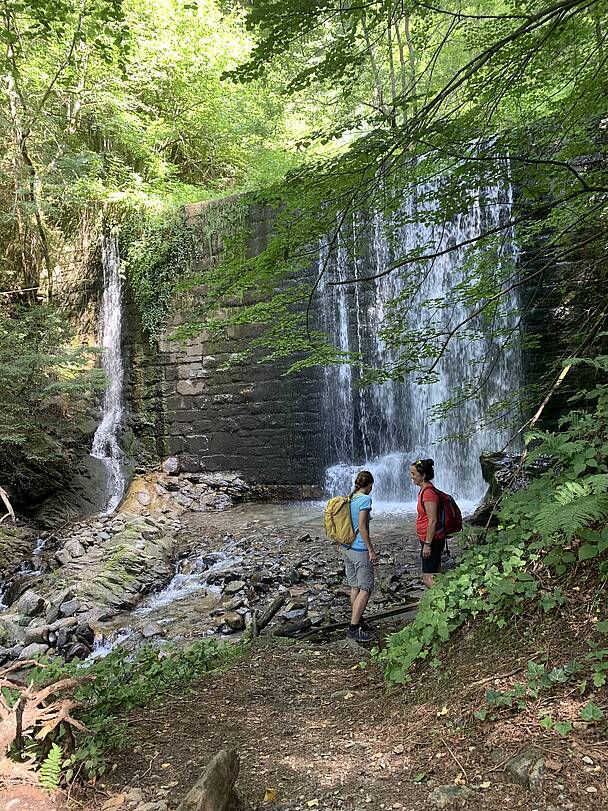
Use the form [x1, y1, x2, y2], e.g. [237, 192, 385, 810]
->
[411, 458, 445, 588]
[342, 470, 379, 642]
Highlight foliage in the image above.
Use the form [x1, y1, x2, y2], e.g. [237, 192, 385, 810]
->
[0, 306, 104, 504]
[116, 195, 247, 339]
[21, 638, 243, 782]
[376, 357, 608, 684]
[182, 0, 608, 426]
[0, 0, 308, 302]
[38, 744, 63, 793]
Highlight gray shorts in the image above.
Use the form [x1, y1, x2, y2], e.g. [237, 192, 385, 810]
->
[341, 546, 374, 592]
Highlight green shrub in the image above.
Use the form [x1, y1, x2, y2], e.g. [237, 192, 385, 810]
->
[377, 357, 608, 684]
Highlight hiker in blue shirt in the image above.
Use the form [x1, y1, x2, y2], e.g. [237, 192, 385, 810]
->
[341, 470, 378, 642]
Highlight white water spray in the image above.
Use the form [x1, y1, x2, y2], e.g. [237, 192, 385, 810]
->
[91, 234, 125, 514]
[320, 179, 522, 507]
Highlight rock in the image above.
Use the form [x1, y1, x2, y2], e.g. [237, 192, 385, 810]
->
[176, 749, 239, 811]
[0, 646, 10, 664]
[55, 550, 73, 566]
[24, 624, 49, 645]
[427, 785, 474, 808]
[19, 642, 49, 659]
[222, 612, 245, 632]
[505, 748, 544, 792]
[273, 617, 312, 637]
[64, 539, 86, 558]
[136, 491, 152, 506]
[60, 599, 81, 617]
[64, 641, 91, 660]
[142, 622, 164, 639]
[163, 457, 181, 476]
[15, 590, 45, 617]
[223, 580, 245, 596]
[223, 597, 244, 611]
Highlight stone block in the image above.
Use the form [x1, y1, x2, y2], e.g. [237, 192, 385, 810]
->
[177, 380, 206, 396]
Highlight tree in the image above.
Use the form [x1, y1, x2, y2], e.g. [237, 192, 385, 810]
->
[184, 0, 608, 427]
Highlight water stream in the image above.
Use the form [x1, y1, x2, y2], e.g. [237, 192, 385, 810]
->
[91, 234, 126, 514]
[319, 180, 521, 507]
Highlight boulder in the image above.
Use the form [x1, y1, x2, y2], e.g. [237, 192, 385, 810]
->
[505, 747, 544, 792]
[59, 599, 81, 617]
[15, 590, 45, 617]
[19, 642, 49, 659]
[24, 624, 49, 645]
[223, 580, 245, 596]
[176, 749, 239, 811]
[64, 538, 86, 558]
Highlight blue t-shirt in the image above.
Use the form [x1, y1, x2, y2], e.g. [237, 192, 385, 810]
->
[349, 493, 372, 551]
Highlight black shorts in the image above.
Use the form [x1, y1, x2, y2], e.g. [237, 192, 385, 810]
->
[420, 538, 445, 573]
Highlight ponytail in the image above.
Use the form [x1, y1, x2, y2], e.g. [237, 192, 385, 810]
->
[350, 469, 374, 497]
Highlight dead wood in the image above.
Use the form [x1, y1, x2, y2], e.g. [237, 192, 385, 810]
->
[292, 601, 420, 639]
[244, 595, 285, 640]
[0, 486, 15, 523]
[0, 663, 94, 785]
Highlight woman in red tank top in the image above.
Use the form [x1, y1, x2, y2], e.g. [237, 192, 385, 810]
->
[411, 458, 445, 588]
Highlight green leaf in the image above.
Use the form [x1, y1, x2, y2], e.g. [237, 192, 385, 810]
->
[578, 544, 599, 561]
[580, 701, 604, 722]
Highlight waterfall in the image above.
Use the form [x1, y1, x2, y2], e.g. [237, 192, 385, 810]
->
[91, 234, 126, 514]
[320, 179, 521, 510]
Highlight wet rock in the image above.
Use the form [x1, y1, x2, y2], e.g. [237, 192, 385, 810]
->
[427, 785, 474, 808]
[19, 642, 49, 659]
[0, 646, 11, 664]
[223, 596, 244, 611]
[64, 641, 91, 661]
[142, 622, 164, 639]
[15, 590, 45, 617]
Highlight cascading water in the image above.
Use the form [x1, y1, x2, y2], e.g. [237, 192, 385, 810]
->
[320, 179, 521, 511]
[91, 234, 126, 514]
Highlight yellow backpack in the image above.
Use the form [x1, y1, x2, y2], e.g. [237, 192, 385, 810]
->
[324, 495, 356, 545]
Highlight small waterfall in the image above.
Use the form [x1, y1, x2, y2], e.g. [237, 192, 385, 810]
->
[91, 234, 125, 514]
[319, 178, 521, 509]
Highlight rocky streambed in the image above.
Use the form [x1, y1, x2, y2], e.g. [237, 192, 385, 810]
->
[0, 472, 426, 665]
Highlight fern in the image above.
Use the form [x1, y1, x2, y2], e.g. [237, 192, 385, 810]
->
[39, 743, 62, 792]
[534, 494, 608, 540]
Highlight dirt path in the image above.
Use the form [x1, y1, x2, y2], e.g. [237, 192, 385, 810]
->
[87, 636, 604, 811]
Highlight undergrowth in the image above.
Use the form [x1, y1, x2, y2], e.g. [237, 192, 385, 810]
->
[376, 356, 608, 711]
[16, 638, 243, 784]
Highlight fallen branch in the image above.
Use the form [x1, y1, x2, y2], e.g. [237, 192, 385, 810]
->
[0, 486, 15, 524]
[244, 595, 285, 641]
[293, 601, 420, 639]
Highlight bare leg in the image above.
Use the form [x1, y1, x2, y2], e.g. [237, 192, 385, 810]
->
[351, 589, 370, 624]
[422, 573, 434, 589]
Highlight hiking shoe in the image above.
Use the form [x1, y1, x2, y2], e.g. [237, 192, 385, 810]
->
[359, 619, 374, 633]
[347, 625, 375, 642]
